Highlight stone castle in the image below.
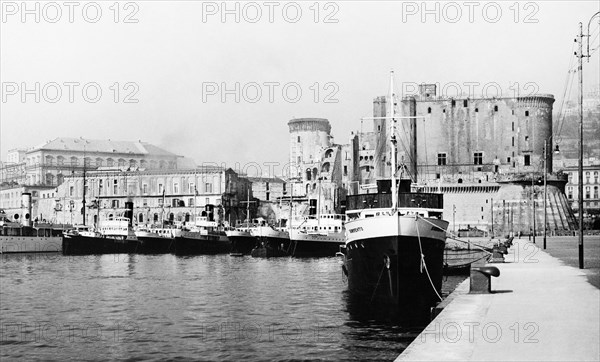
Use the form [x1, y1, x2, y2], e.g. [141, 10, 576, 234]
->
[288, 84, 576, 236]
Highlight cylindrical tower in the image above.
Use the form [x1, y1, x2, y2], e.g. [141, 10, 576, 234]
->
[288, 118, 331, 183]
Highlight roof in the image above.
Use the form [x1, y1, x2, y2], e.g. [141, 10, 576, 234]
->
[32, 137, 179, 157]
[246, 176, 286, 183]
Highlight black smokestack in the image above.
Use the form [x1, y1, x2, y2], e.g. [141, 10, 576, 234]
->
[125, 201, 134, 227]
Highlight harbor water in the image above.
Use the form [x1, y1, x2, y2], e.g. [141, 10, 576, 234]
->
[1, 254, 465, 361]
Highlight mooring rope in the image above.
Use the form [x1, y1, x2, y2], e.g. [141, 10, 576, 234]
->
[415, 216, 444, 302]
[417, 216, 492, 255]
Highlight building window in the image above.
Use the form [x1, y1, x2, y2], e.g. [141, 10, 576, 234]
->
[365, 166, 370, 172]
[594, 186, 598, 199]
[512, 137, 514, 146]
[474, 152, 483, 165]
[112, 200, 119, 208]
[189, 198, 194, 206]
[507, 157, 511, 163]
[143, 184, 148, 194]
[525, 110, 529, 117]
[113, 180, 118, 194]
[69, 186, 74, 197]
[512, 122, 514, 131]
[297, 136, 301, 143]
[158, 183, 164, 194]
[594, 171, 598, 184]
[266, 192, 270, 201]
[585, 186, 590, 199]
[463, 100, 468, 107]
[266, 182, 270, 191]
[106, 158, 113, 167]
[205, 183, 212, 193]
[475, 108, 479, 112]
[427, 107, 432, 114]
[143, 199, 148, 206]
[205, 197, 210, 205]
[585, 172, 590, 184]
[174, 182, 179, 194]
[437, 153, 447, 166]
[524, 155, 531, 166]
[189, 182, 195, 194]
[494, 105, 498, 112]
[343, 165, 348, 176]
[158, 198, 164, 207]
[567, 187, 573, 199]
[451, 100, 456, 107]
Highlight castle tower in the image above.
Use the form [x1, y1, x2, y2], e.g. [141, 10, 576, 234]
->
[288, 118, 332, 196]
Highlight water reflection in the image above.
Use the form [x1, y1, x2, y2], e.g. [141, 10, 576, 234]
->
[1, 254, 465, 361]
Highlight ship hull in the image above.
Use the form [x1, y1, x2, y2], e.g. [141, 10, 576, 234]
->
[226, 234, 257, 255]
[290, 233, 344, 257]
[1, 236, 62, 253]
[251, 236, 291, 258]
[342, 215, 448, 322]
[136, 236, 175, 254]
[62, 235, 137, 255]
[174, 233, 231, 255]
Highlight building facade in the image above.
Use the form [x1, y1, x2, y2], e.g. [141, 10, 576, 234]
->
[18, 166, 252, 227]
[1, 137, 183, 187]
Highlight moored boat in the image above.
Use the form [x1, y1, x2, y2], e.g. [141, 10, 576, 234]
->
[0, 193, 62, 254]
[290, 214, 345, 257]
[135, 226, 179, 254]
[250, 218, 291, 258]
[174, 215, 230, 255]
[338, 72, 449, 323]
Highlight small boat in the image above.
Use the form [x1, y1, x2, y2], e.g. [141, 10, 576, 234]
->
[0, 193, 63, 254]
[135, 226, 179, 254]
[250, 218, 291, 258]
[443, 247, 491, 275]
[226, 221, 258, 255]
[290, 214, 346, 257]
[63, 216, 138, 255]
[174, 215, 230, 255]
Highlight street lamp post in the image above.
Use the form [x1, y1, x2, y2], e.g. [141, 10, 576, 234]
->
[543, 140, 548, 249]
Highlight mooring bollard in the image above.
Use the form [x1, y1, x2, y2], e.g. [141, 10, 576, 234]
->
[469, 266, 501, 294]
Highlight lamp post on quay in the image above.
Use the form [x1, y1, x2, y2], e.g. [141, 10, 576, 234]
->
[542, 139, 560, 250]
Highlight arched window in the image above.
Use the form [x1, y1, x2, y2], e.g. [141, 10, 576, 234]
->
[129, 159, 137, 168]
[56, 173, 64, 185]
[321, 162, 330, 173]
[118, 159, 126, 167]
[45, 173, 55, 185]
[138, 213, 144, 223]
[45, 155, 54, 165]
[57, 156, 64, 166]
[96, 158, 103, 167]
[306, 169, 311, 181]
[153, 213, 159, 222]
[70, 157, 78, 166]
[312, 168, 318, 180]
[325, 149, 334, 158]
[106, 158, 114, 167]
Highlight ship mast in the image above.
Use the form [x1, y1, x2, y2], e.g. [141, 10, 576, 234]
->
[389, 71, 398, 211]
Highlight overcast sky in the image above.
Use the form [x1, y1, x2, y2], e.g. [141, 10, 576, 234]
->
[1, 1, 599, 176]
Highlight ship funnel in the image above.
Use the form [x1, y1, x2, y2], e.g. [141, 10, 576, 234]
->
[22, 192, 32, 227]
[124, 201, 134, 227]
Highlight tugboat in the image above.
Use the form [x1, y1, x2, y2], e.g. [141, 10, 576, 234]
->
[226, 221, 258, 256]
[62, 201, 138, 255]
[290, 214, 345, 257]
[135, 225, 180, 254]
[225, 190, 257, 256]
[0, 193, 63, 253]
[250, 218, 291, 258]
[173, 205, 231, 255]
[339, 72, 449, 322]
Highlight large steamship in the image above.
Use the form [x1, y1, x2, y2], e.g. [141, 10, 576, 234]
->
[339, 72, 449, 321]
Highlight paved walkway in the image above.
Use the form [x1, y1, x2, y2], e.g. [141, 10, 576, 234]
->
[396, 238, 600, 361]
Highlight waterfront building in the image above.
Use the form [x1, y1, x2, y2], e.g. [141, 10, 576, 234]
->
[0, 137, 183, 187]
[25, 166, 251, 227]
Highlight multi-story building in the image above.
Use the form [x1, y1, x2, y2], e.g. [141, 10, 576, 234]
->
[556, 158, 600, 217]
[1, 137, 183, 187]
[27, 166, 251, 227]
[247, 176, 287, 202]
